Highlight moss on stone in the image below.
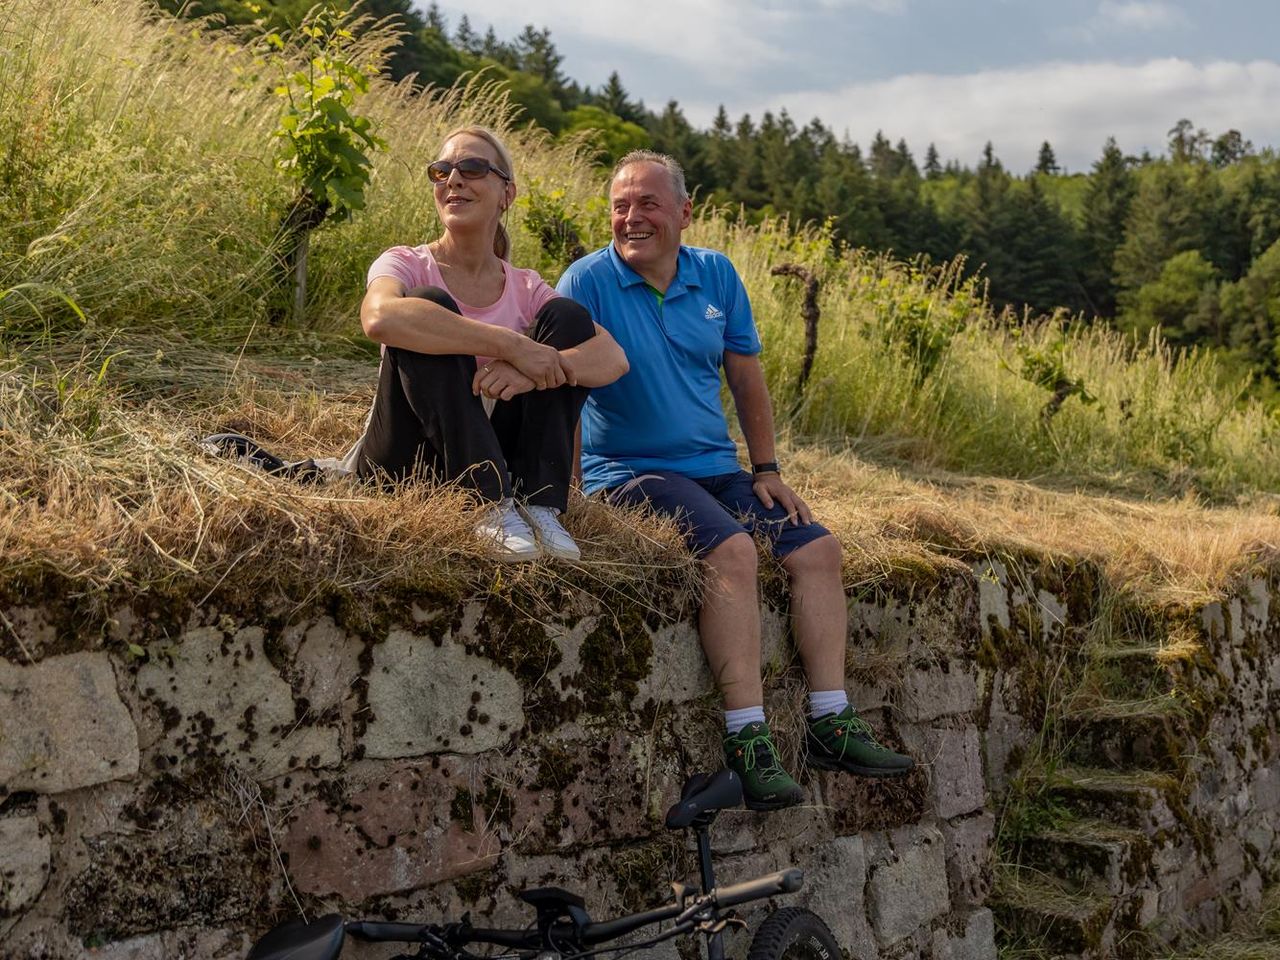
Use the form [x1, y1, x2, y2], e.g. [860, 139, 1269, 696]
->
[453, 866, 500, 906]
[64, 795, 272, 943]
[451, 780, 514, 835]
[577, 610, 652, 715]
[531, 743, 584, 792]
[606, 836, 683, 913]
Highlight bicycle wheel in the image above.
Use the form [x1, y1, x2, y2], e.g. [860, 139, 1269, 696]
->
[746, 907, 841, 960]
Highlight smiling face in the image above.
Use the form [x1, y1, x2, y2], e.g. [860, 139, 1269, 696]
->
[433, 132, 514, 239]
[610, 160, 692, 288]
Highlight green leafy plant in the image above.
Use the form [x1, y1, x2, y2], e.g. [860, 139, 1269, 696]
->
[860, 259, 976, 385]
[258, 4, 385, 321]
[1007, 327, 1098, 426]
[518, 180, 604, 275]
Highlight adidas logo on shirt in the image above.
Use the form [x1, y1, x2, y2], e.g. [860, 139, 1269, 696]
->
[704, 304, 725, 320]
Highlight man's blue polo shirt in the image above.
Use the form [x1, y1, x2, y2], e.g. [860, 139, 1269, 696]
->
[556, 244, 761, 494]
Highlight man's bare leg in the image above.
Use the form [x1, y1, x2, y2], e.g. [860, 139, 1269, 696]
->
[706, 533, 806, 808]
[783, 534, 915, 775]
[699, 532, 765, 710]
[780, 534, 848, 690]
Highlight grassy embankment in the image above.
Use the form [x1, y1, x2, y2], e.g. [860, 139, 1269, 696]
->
[3, 0, 1280, 641]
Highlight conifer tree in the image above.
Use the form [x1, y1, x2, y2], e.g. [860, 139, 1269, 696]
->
[1114, 162, 1216, 315]
[454, 15, 479, 54]
[868, 131, 896, 179]
[599, 72, 643, 125]
[1080, 137, 1135, 316]
[894, 138, 918, 178]
[1035, 141, 1059, 175]
[649, 100, 709, 188]
[481, 26, 513, 66]
[705, 105, 737, 192]
[732, 113, 765, 207]
[924, 143, 942, 180]
[514, 24, 569, 100]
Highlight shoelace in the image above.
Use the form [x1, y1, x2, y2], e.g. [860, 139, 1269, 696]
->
[827, 712, 884, 759]
[500, 508, 534, 537]
[733, 732, 789, 782]
[524, 505, 565, 535]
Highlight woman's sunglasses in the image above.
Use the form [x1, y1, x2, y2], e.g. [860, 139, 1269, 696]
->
[427, 157, 511, 184]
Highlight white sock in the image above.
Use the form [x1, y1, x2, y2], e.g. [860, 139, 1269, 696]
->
[724, 705, 766, 735]
[808, 689, 849, 719]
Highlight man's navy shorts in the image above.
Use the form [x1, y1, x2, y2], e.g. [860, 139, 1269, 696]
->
[605, 469, 832, 559]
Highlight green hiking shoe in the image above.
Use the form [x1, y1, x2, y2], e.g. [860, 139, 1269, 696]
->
[806, 706, 914, 778]
[723, 720, 806, 812]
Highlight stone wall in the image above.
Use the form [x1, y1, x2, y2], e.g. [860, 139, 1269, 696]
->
[1, 560, 1277, 960]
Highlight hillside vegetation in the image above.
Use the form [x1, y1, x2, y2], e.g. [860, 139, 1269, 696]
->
[157, 0, 1280, 385]
[3, 0, 1280, 624]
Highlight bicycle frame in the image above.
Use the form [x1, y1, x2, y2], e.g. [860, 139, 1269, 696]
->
[345, 868, 804, 959]
[247, 769, 802, 960]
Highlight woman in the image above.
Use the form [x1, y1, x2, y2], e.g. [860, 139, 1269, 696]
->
[355, 125, 628, 560]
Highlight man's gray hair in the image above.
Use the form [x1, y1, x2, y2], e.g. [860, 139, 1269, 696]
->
[612, 150, 689, 202]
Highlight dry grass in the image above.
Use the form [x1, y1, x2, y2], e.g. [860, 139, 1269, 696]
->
[0, 337, 701, 647]
[5, 332, 1280, 651]
[786, 440, 1280, 609]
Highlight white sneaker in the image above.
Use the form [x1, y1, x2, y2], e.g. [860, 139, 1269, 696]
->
[520, 504, 581, 561]
[474, 499, 541, 561]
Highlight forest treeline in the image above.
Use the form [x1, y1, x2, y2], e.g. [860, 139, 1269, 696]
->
[164, 0, 1280, 382]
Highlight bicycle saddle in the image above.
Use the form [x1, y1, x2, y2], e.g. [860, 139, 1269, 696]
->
[664, 769, 744, 829]
[246, 913, 345, 960]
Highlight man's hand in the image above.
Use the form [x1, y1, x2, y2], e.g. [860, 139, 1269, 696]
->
[506, 336, 570, 390]
[557, 351, 579, 387]
[752, 473, 812, 526]
[473, 360, 536, 401]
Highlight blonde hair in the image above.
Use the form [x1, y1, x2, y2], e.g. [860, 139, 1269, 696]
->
[439, 125, 515, 260]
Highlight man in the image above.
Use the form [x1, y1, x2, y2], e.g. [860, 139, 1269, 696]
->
[556, 150, 913, 810]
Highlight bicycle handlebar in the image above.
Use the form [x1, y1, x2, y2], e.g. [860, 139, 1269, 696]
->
[577, 868, 802, 945]
[345, 921, 435, 942]
[346, 869, 804, 949]
[712, 868, 804, 909]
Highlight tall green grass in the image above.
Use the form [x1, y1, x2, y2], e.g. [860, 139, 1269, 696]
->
[4, 0, 1280, 499]
[0, 0, 589, 337]
[696, 215, 1280, 497]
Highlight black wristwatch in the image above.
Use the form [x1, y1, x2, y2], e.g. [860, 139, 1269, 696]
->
[752, 461, 780, 475]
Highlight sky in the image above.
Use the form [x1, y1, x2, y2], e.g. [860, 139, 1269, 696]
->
[428, 0, 1280, 173]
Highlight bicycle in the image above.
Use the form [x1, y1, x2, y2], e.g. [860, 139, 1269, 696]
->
[247, 768, 841, 960]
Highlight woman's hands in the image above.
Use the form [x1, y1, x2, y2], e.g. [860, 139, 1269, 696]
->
[505, 336, 576, 390]
[472, 353, 579, 401]
[473, 360, 535, 401]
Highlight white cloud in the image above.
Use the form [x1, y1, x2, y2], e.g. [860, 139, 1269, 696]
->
[1095, 1, 1189, 31]
[727, 58, 1280, 172]
[811, 0, 907, 12]
[437, 0, 791, 82]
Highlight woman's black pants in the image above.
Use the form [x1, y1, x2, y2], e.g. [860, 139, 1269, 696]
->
[356, 286, 593, 513]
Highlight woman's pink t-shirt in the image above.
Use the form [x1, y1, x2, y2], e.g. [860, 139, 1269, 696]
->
[366, 244, 558, 366]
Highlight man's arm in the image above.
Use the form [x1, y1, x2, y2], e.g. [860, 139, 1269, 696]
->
[474, 321, 628, 400]
[560, 323, 629, 388]
[723, 351, 813, 525]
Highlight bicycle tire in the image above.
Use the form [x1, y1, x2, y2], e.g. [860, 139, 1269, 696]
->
[746, 907, 841, 960]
